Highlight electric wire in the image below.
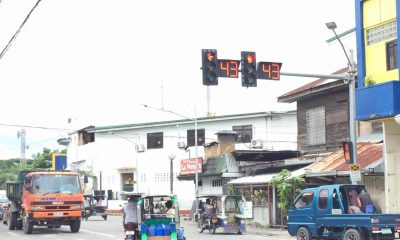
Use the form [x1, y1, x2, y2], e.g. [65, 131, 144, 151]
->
[0, 0, 42, 61]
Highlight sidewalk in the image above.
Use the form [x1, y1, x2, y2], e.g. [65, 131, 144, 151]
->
[180, 219, 293, 239]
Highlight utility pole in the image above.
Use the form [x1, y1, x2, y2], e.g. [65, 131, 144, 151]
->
[17, 129, 26, 165]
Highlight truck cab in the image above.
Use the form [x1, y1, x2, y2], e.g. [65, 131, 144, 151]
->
[288, 184, 400, 240]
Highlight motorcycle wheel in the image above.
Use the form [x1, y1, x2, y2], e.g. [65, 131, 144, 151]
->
[197, 220, 204, 233]
[209, 223, 216, 234]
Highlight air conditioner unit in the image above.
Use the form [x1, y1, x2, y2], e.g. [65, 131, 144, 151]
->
[135, 144, 145, 152]
[251, 139, 263, 149]
[177, 141, 186, 149]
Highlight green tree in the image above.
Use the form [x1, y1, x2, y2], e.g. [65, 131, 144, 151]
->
[271, 169, 304, 224]
[32, 147, 53, 169]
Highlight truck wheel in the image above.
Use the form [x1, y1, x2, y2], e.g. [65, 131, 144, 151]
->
[70, 219, 81, 233]
[343, 229, 361, 240]
[296, 227, 311, 240]
[8, 212, 17, 230]
[103, 215, 107, 220]
[23, 215, 33, 234]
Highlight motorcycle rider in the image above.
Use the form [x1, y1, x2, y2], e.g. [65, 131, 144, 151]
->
[123, 195, 139, 236]
[201, 198, 216, 225]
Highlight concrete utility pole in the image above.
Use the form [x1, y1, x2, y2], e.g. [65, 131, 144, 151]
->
[17, 129, 26, 165]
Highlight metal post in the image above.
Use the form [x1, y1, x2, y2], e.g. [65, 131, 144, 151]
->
[194, 106, 199, 211]
[348, 49, 358, 184]
[168, 153, 176, 194]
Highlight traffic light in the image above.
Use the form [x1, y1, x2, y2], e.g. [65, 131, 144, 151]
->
[201, 49, 218, 86]
[342, 141, 354, 164]
[241, 51, 257, 87]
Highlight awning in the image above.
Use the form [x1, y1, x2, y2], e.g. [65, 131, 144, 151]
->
[228, 167, 307, 185]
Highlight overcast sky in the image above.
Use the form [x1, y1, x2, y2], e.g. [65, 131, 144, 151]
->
[0, 0, 356, 159]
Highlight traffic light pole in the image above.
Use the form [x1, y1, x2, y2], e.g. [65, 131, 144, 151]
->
[280, 70, 357, 184]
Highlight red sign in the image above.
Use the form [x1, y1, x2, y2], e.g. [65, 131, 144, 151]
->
[180, 158, 203, 175]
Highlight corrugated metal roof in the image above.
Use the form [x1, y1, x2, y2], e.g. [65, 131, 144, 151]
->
[304, 142, 383, 173]
[277, 67, 349, 102]
[87, 110, 296, 133]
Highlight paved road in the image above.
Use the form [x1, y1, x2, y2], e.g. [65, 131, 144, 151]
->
[0, 215, 293, 240]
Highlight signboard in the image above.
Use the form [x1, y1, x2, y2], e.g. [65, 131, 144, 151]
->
[350, 171, 362, 181]
[350, 164, 360, 171]
[180, 158, 203, 175]
[52, 153, 67, 171]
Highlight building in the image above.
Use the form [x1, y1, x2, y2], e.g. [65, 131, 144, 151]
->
[355, 0, 400, 213]
[66, 111, 298, 207]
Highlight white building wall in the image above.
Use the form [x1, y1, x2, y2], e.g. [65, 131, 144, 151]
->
[67, 112, 297, 205]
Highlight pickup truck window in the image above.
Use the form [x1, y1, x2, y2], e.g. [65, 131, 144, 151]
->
[318, 189, 328, 209]
[294, 192, 314, 209]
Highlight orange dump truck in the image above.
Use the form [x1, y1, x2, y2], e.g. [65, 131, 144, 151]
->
[6, 170, 83, 234]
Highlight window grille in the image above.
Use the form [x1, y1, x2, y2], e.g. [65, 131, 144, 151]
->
[232, 125, 253, 143]
[366, 20, 396, 46]
[306, 106, 326, 146]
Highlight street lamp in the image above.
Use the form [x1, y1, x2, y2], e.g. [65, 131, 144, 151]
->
[326, 22, 358, 179]
[142, 104, 200, 210]
[168, 153, 176, 194]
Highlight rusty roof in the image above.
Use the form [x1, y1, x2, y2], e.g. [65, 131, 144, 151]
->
[278, 67, 349, 103]
[304, 142, 383, 173]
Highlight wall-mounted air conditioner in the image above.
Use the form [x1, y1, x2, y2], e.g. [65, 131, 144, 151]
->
[136, 144, 145, 152]
[251, 139, 263, 149]
[177, 141, 186, 149]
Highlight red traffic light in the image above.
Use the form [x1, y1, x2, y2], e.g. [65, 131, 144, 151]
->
[246, 54, 255, 64]
[207, 52, 216, 61]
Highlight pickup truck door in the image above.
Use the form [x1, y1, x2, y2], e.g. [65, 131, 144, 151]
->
[289, 191, 317, 235]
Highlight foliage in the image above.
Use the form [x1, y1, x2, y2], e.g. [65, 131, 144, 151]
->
[251, 189, 267, 205]
[270, 169, 304, 216]
[0, 148, 66, 189]
[365, 75, 376, 87]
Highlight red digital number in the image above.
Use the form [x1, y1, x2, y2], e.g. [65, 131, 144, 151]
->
[260, 62, 282, 80]
[218, 60, 239, 78]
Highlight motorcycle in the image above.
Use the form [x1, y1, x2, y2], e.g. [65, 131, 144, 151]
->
[197, 213, 219, 234]
[124, 222, 139, 240]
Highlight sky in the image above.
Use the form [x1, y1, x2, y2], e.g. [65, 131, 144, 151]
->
[0, 0, 356, 160]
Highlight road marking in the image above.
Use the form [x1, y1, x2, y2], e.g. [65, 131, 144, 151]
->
[80, 228, 116, 238]
[6, 231, 19, 236]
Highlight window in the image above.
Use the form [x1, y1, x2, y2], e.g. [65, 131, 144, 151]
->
[187, 128, 205, 147]
[294, 191, 314, 209]
[147, 132, 163, 149]
[306, 106, 326, 146]
[366, 20, 396, 45]
[233, 125, 253, 143]
[332, 189, 341, 209]
[387, 40, 398, 70]
[318, 189, 328, 210]
[212, 178, 223, 187]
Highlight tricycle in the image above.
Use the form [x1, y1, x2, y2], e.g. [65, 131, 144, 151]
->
[196, 194, 247, 234]
[137, 194, 186, 240]
[82, 191, 108, 221]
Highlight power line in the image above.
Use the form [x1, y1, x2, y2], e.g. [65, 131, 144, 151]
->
[0, 0, 42, 61]
[0, 123, 70, 131]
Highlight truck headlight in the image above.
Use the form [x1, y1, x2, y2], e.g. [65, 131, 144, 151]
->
[31, 206, 45, 211]
[70, 205, 82, 210]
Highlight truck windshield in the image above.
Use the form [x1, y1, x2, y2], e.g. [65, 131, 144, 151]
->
[31, 175, 81, 194]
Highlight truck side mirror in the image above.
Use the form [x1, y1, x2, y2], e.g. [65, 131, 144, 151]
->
[24, 184, 32, 191]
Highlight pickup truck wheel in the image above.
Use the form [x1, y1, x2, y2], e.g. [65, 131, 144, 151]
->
[343, 229, 361, 240]
[297, 227, 311, 240]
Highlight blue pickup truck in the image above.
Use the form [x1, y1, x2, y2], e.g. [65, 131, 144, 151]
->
[287, 184, 400, 240]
